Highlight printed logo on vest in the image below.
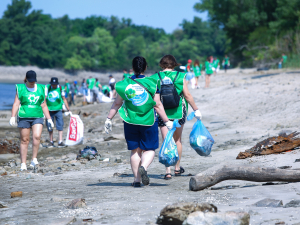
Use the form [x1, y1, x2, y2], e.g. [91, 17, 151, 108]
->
[125, 84, 149, 106]
[162, 77, 173, 85]
[48, 90, 59, 102]
[28, 94, 39, 104]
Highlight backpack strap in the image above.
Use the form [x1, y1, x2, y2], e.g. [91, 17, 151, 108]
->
[130, 78, 153, 97]
[157, 72, 163, 82]
[173, 71, 180, 83]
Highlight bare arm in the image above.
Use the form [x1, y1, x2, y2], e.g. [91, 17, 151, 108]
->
[182, 80, 198, 111]
[107, 95, 124, 119]
[11, 94, 20, 117]
[62, 96, 70, 111]
[41, 101, 51, 120]
[153, 94, 169, 123]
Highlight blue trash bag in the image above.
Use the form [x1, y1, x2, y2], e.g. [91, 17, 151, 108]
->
[159, 120, 181, 167]
[80, 146, 98, 158]
[185, 72, 195, 81]
[187, 112, 214, 156]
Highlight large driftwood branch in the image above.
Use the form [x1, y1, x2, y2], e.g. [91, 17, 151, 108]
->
[189, 165, 300, 191]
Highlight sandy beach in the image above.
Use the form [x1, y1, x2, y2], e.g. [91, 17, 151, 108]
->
[0, 68, 300, 224]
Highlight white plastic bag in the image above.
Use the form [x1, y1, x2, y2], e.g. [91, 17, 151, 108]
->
[97, 92, 112, 103]
[65, 114, 84, 146]
[85, 89, 93, 103]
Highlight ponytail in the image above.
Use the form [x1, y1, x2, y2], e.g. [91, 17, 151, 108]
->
[24, 77, 27, 83]
[132, 56, 147, 77]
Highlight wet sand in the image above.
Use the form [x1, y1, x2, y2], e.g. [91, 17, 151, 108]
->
[0, 68, 300, 224]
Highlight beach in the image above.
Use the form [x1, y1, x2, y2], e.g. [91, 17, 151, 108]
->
[0, 68, 300, 224]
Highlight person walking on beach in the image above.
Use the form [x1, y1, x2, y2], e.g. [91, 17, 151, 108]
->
[9, 70, 54, 171]
[69, 81, 79, 106]
[81, 78, 88, 105]
[104, 56, 173, 187]
[45, 77, 71, 148]
[108, 75, 116, 99]
[102, 85, 111, 98]
[193, 59, 202, 88]
[205, 56, 214, 88]
[123, 69, 130, 79]
[213, 57, 220, 75]
[185, 59, 194, 84]
[222, 55, 230, 73]
[96, 78, 102, 91]
[64, 79, 70, 98]
[151, 55, 202, 179]
[281, 53, 288, 68]
[87, 76, 99, 103]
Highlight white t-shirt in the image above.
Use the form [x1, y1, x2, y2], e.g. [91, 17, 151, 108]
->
[45, 85, 65, 97]
[109, 78, 116, 84]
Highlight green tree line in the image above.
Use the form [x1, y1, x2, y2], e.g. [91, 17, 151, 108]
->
[0, 0, 226, 72]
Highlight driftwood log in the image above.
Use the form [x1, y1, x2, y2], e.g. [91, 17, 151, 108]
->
[237, 131, 300, 159]
[189, 165, 300, 191]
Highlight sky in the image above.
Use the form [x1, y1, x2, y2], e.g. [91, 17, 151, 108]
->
[0, 0, 207, 33]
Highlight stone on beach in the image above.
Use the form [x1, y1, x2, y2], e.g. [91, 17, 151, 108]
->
[66, 198, 87, 209]
[254, 198, 283, 207]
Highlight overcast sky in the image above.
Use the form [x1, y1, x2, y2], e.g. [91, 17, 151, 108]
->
[0, 0, 207, 33]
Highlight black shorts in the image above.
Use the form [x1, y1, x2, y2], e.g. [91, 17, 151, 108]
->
[110, 83, 115, 91]
[17, 118, 44, 128]
[158, 101, 187, 127]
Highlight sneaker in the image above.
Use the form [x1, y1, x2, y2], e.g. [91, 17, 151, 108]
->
[138, 166, 150, 185]
[57, 142, 67, 148]
[20, 163, 27, 171]
[45, 142, 54, 148]
[30, 158, 39, 168]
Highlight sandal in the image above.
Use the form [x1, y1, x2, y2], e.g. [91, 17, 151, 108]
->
[174, 166, 185, 176]
[164, 173, 172, 180]
[131, 182, 141, 187]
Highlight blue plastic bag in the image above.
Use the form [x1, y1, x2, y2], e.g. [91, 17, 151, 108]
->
[80, 146, 98, 158]
[185, 72, 195, 81]
[187, 112, 214, 156]
[159, 120, 181, 167]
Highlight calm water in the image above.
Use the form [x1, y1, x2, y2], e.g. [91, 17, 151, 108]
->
[0, 83, 16, 110]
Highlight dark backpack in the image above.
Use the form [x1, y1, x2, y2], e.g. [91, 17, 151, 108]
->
[158, 72, 181, 109]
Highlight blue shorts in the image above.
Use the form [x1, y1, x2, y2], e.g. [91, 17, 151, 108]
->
[124, 121, 159, 151]
[17, 118, 44, 128]
[47, 110, 64, 131]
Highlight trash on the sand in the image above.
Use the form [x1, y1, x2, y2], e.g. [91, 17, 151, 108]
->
[65, 114, 84, 146]
[82, 112, 91, 117]
[79, 146, 99, 159]
[1, 171, 7, 176]
[278, 166, 292, 169]
[187, 112, 214, 156]
[26, 175, 31, 179]
[295, 159, 300, 162]
[284, 200, 300, 208]
[0, 139, 19, 154]
[66, 198, 86, 209]
[254, 198, 283, 207]
[237, 131, 300, 159]
[103, 158, 110, 162]
[159, 120, 180, 167]
[11, 191, 22, 198]
[83, 218, 94, 222]
[0, 203, 8, 208]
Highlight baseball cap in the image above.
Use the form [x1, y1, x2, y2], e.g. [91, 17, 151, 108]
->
[50, 77, 59, 84]
[109, 75, 113, 77]
[188, 59, 192, 63]
[26, 70, 37, 82]
[74, 81, 77, 84]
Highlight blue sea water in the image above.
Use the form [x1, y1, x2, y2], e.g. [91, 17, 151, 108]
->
[0, 83, 16, 110]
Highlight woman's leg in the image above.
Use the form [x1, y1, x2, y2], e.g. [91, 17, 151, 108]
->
[19, 128, 30, 164]
[195, 77, 198, 87]
[130, 148, 142, 182]
[207, 75, 211, 88]
[140, 150, 155, 171]
[160, 126, 172, 177]
[31, 124, 43, 160]
[173, 124, 184, 172]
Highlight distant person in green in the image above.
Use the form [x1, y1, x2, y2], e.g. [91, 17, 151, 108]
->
[222, 55, 230, 73]
[281, 53, 288, 67]
[87, 76, 99, 103]
[96, 78, 102, 91]
[129, 69, 134, 76]
[69, 81, 79, 106]
[205, 56, 214, 88]
[64, 79, 70, 98]
[9, 70, 54, 171]
[193, 59, 202, 88]
[102, 85, 111, 98]
[45, 77, 71, 148]
[123, 69, 130, 79]
[213, 57, 220, 75]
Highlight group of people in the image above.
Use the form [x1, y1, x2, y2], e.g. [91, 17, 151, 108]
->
[104, 55, 202, 187]
[185, 55, 230, 88]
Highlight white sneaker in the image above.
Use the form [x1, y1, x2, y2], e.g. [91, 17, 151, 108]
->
[30, 158, 39, 168]
[20, 163, 27, 171]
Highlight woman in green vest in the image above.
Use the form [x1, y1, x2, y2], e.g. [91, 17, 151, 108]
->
[151, 55, 202, 180]
[193, 59, 202, 89]
[9, 70, 54, 171]
[104, 56, 173, 187]
[205, 56, 214, 88]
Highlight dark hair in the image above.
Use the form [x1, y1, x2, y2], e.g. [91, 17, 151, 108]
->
[159, 55, 181, 69]
[194, 59, 200, 67]
[132, 56, 147, 77]
[207, 56, 211, 61]
[96, 78, 98, 81]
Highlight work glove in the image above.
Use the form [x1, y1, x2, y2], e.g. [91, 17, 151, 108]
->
[64, 111, 72, 116]
[9, 117, 15, 126]
[47, 119, 54, 128]
[194, 109, 202, 120]
[105, 118, 112, 134]
[165, 121, 174, 131]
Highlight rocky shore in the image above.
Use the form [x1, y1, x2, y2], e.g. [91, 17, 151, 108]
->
[1, 69, 300, 224]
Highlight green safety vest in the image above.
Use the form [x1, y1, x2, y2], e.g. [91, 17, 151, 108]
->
[205, 61, 214, 74]
[123, 73, 131, 79]
[87, 78, 96, 89]
[102, 85, 110, 94]
[151, 71, 188, 120]
[193, 65, 201, 77]
[116, 77, 159, 126]
[213, 59, 220, 68]
[16, 84, 45, 118]
[224, 57, 229, 65]
[65, 82, 70, 93]
[282, 55, 287, 63]
[96, 81, 101, 90]
[46, 84, 63, 111]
